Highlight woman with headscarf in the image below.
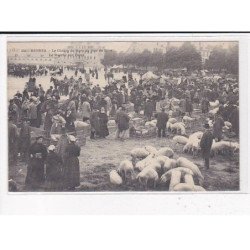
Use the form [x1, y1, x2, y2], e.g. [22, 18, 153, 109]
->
[89, 108, 100, 139]
[45, 145, 63, 190]
[25, 136, 47, 189]
[79, 96, 91, 122]
[64, 135, 81, 190]
[115, 106, 130, 140]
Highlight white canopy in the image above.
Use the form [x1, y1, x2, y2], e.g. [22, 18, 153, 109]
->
[112, 64, 123, 69]
[142, 71, 159, 80]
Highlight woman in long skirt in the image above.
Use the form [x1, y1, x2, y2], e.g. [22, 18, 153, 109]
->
[98, 107, 109, 138]
[64, 136, 81, 190]
[45, 145, 63, 190]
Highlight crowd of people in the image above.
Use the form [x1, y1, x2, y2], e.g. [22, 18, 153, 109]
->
[8, 63, 239, 191]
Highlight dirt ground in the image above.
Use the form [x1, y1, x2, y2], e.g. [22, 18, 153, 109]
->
[10, 115, 239, 192]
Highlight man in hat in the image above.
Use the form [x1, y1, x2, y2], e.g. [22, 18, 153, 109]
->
[200, 123, 214, 169]
[25, 136, 47, 189]
[156, 107, 169, 138]
[144, 98, 154, 121]
[213, 113, 225, 142]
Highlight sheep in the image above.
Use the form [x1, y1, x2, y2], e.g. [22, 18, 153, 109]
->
[189, 131, 203, 140]
[167, 121, 172, 131]
[161, 167, 194, 182]
[171, 122, 186, 135]
[171, 167, 194, 176]
[169, 170, 182, 191]
[130, 147, 149, 159]
[135, 154, 156, 171]
[191, 138, 201, 157]
[176, 157, 204, 184]
[136, 167, 159, 188]
[173, 183, 195, 191]
[118, 160, 134, 181]
[168, 118, 178, 124]
[144, 145, 158, 154]
[155, 155, 169, 167]
[74, 121, 89, 129]
[182, 116, 196, 128]
[183, 141, 193, 153]
[184, 174, 195, 189]
[183, 132, 203, 157]
[109, 170, 123, 185]
[145, 121, 154, 127]
[224, 121, 232, 128]
[194, 185, 206, 191]
[182, 116, 195, 122]
[146, 160, 162, 174]
[209, 107, 219, 116]
[145, 119, 157, 127]
[211, 140, 235, 155]
[212, 141, 239, 155]
[151, 119, 157, 124]
[211, 141, 224, 155]
[160, 168, 178, 183]
[209, 100, 220, 108]
[173, 135, 189, 145]
[157, 147, 174, 158]
[230, 142, 239, 153]
[107, 120, 116, 127]
[162, 158, 177, 172]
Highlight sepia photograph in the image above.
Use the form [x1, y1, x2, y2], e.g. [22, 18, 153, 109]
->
[7, 39, 240, 192]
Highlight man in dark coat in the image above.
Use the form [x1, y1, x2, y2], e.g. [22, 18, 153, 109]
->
[200, 123, 214, 169]
[156, 108, 169, 138]
[9, 117, 19, 175]
[144, 99, 154, 121]
[201, 96, 210, 114]
[213, 114, 225, 141]
[25, 136, 47, 188]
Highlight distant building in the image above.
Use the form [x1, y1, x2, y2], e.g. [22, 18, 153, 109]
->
[193, 42, 212, 64]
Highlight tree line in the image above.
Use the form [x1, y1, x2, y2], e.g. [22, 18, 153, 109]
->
[101, 42, 238, 75]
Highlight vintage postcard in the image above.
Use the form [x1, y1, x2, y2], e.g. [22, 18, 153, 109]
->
[7, 36, 240, 193]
